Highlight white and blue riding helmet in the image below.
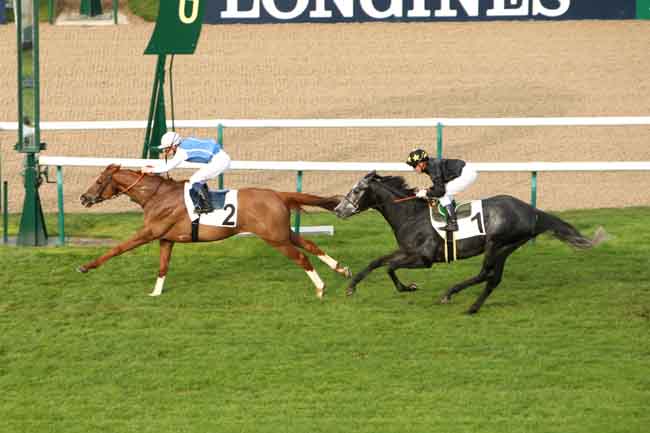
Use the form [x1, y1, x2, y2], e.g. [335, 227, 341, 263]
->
[158, 131, 182, 150]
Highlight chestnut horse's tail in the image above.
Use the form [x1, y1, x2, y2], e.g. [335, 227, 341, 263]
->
[277, 192, 342, 212]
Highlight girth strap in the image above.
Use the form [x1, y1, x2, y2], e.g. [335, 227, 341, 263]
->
[445, 229, 457, 263]
[191, 217, 200, 242]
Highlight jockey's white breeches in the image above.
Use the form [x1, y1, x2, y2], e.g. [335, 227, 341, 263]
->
[189, 151, 231, 184]
[439, 166, 478, 207]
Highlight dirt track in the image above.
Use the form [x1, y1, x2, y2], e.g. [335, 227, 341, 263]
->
[1, 18, 650, 213]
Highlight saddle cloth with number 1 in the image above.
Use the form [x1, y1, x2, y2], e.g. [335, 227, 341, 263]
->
[429, 200, 486, 262]
[183, 183, 239, 227]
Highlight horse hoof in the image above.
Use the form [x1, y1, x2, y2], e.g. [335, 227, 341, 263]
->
[346, 286, 356, 296]
[77, 266, 88, 274]
[316, 286, 325, 299]
[340, 267, 352, 279]
[398, 283, 417, 292]
[465, 308, 479, 315]
[439, 296, 451, 304]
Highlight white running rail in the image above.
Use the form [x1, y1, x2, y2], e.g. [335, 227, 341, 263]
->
[3, 116, 650, 131]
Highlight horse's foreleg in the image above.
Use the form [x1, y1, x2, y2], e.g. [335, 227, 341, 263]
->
[265, 239, 326, 299]
[386, 252, 430, 292]
[347, 249, 409, 296]
[290, 233, 351, 278]
[149, 239, 175, 297]
[77, 229, 154, 273]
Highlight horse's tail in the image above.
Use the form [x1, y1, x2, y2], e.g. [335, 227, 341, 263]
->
[534, 210, 609, 249]
[277, 192, 342, 212]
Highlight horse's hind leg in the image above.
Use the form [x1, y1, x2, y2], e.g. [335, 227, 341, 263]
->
[264, 239, 326, 299]
[439, 271, 489, 304]
[149, 239, 175, 297]
[466, 239, 528, 314]
[440, 241, 497, 304]
[465, 257, 506, 314]
[290, 232, 351, 278]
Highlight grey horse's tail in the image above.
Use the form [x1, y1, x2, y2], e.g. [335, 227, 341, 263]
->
[534, 210, 609, 249]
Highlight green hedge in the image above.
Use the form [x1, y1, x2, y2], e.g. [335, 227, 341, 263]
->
[128, 0, 158, 21]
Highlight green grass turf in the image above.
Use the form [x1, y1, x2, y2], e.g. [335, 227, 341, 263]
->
[1, 208, 649, 433]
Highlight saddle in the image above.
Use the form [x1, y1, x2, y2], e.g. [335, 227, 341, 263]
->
[189, 188, 229, 210]
[428, 199, 486, 263]
[429, 200, 472, 223]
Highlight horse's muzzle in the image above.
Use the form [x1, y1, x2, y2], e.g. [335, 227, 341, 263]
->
[80, 194, 101, 208]
[334, 202, 356, 219]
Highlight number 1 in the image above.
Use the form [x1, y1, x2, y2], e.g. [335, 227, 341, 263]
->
[471, 212, 484, 234]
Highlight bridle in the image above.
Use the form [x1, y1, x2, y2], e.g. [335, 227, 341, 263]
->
[94, 171, 146, 202]
[341, 176, 414, 212]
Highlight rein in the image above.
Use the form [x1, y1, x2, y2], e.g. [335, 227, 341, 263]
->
[116, 172, 146, 194]
[393, 195, 417, 203]
[372, 179, 415, 206]
[350, 178, 416, 210]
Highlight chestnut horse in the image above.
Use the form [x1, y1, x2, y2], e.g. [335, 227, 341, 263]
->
[78, 164, 350, 297]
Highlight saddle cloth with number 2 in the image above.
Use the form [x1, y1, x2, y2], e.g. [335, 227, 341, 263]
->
[183, 183, 239, 227]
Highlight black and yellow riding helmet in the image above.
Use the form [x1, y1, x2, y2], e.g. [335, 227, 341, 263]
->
[406, 148, 429, 167]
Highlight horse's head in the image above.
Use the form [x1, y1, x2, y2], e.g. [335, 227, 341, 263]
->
[80, 164, 124, 207]
[334, 171, 379, 218]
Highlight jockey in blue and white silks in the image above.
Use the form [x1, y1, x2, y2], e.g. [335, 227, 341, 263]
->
[142, 131, 231, 214]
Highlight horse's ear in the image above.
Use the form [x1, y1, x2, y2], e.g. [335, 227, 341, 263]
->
[106, 164, 121, 172]
[364, 170, 377, 179]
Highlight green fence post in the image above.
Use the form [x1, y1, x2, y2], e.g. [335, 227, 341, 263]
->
[217, 123, 224, 189]
[637, 0, 650, 19]
[113, 0, 118, 24]
[530, 171, 538, 208]
[48, 0, 55, 24]
[293, 170, 303, 234]
[529, 171, 538, 245]
[436, 122, 443, 158]
[80, 0, 103, 17]
[57, 166, 65, 246]
[2, 181, 8, 244]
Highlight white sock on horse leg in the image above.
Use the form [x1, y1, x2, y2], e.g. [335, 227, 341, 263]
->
[317, 254, 338, 269]
[149, 276, 166, 297]
[318, 254, 350, 276]
[306, 269, 325, 298]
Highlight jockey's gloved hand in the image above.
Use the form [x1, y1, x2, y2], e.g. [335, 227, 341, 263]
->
[416, 189, 428, 199]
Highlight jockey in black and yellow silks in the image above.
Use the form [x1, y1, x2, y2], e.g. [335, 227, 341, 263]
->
[406, 148, 478, 231]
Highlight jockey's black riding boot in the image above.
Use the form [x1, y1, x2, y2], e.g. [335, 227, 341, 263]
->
[443, 204, 459, 231]
[195, 183, 214, 214]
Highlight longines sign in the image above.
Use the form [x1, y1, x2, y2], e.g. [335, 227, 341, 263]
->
[203, 0, 637, 23]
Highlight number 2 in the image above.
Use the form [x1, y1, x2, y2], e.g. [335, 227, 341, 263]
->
[222, 204, 236, 226]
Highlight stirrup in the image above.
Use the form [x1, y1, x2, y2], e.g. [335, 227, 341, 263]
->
[194, 204, 214, 214]
[443, 218, 458, 231]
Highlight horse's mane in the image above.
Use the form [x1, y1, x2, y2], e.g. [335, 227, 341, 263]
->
[374, 174, 417, 196]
